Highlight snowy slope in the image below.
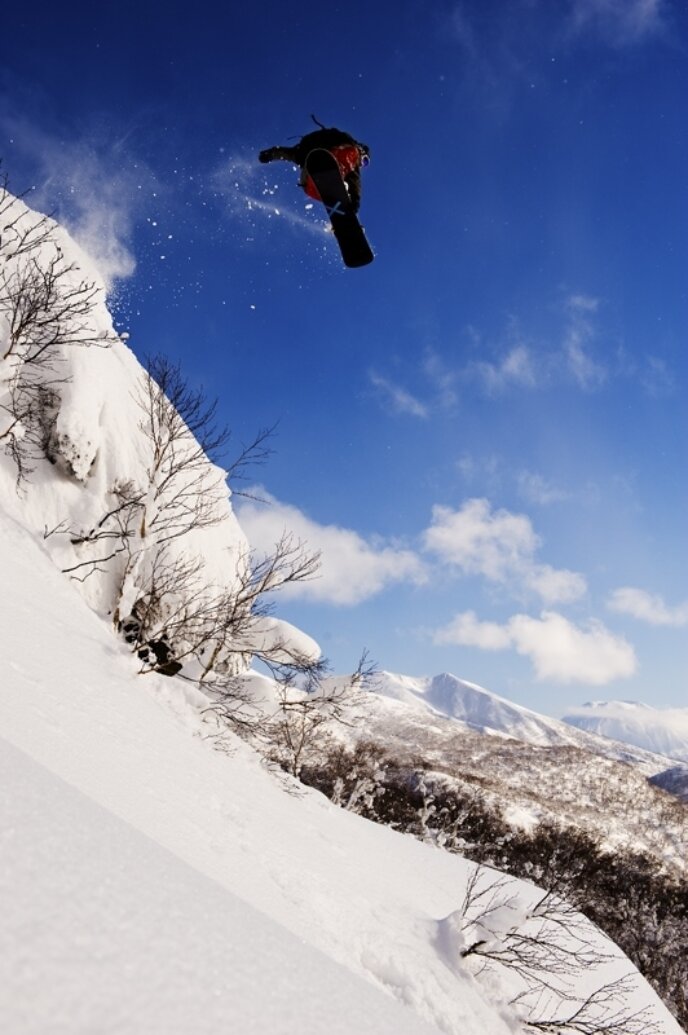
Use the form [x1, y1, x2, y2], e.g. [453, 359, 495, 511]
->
[373, 670, 676, 774]
[1, 469, 682, 1034]
[0, 505, 502, 1035]
[565, 701, 688, 763]
[0, 739, 443, 1035]
[0, 190, 682, 1034]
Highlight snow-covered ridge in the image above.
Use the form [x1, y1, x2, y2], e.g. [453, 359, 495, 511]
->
[375, 670, 572, 743]
[372, 670, 678, 774]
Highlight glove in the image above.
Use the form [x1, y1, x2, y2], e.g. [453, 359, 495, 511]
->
[259, 148, 276, 164]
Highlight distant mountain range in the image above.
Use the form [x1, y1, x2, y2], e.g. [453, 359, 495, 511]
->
[370, 671, 678, 774]
[337, 671, 687, 873]
[563, 700, 688, 763]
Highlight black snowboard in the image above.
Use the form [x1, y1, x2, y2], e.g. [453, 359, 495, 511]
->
[305, 149, 374, 268]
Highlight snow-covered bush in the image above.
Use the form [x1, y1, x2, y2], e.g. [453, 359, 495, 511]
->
[262, 652, 375, 777]
[445, 865, 661, 1034]
[0, 173, 116, 481]
[0, 181, 325, 720]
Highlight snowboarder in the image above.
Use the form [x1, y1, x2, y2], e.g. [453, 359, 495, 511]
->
[258, 117, 370, 214]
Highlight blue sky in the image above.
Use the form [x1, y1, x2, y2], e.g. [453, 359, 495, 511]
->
[2, 0, 686, 714]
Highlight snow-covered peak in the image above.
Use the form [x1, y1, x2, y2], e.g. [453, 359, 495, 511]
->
[371, 671, 677, 773]
[564, 700, 688, 762]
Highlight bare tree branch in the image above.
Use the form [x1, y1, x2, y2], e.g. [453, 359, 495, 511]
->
[1, 173, 116, 484]
[455, 864, 658, 1035]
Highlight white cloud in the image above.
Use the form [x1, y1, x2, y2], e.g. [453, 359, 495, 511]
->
[235, 491, 427, 606]
[562, 295, 607, 390]
[569, 0, 668, 47]
[510, 612, 637, 683]
[434, 610, 512, 651]
[372, 293, 626, 420]
[525, 564, 587, 605]
[369, 371, 429, 419]
[640, 356, 675, 399]
[468, 295, 670, 396]
[607, 587, 688, 627]
[565, 331, 607, 389]
[456, 452, 503, 488]
[237, 493, 587, 610]
[370, 350, 458, 420]
[567, 294, 600, 313]
[517, 471, 570, 506]
[422, 348, 459, 410]
[423, 499, 539, 580]
[468, 344, 538, 394]
[459, 294, 611, 395]
[422, 498, 586, 604]
[434, 609, 637, 685]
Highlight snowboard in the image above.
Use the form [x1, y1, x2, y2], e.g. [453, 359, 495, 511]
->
[305, 149, 374, 268]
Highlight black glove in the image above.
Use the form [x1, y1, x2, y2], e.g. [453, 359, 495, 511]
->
[259, 148, 276, 164]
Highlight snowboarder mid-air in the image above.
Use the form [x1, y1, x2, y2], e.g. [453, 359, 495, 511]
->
[258, 118, 373, 267]
[259, 119, 370, 213]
